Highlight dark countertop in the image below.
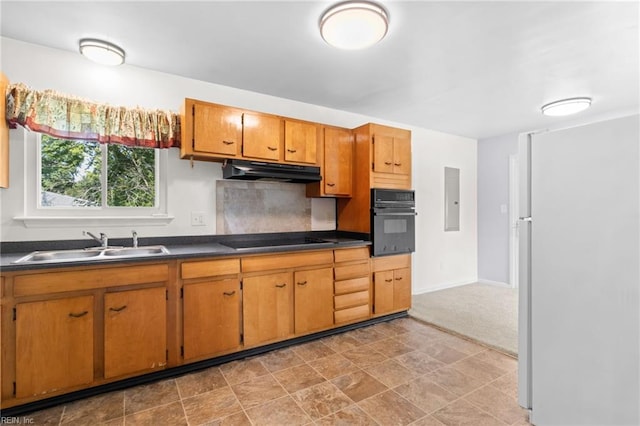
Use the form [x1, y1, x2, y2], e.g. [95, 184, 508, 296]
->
[0, 231, 371, 272]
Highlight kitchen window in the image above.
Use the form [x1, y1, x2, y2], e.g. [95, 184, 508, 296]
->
[18, 129, 172, 227]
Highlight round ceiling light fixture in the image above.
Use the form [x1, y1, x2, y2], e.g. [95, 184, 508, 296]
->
[541, 97, 592, 117]
[320, 1, 389, 50]
[79, 38, 126, 66]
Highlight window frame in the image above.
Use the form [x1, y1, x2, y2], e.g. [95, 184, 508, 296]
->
[17, 129, 173, 227]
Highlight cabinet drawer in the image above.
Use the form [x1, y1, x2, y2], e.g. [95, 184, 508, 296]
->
[334, 290, 369, 310]
[334, 247, 370, 263]
[181, 258, 240, 279]
[371, 254, 411, 272]
[334, 304, 370, 324]
[242, 250, 333, 273]
[14, 264, 169, 297]
[334, 262, 369, 281]
[334, 277, 369, 295]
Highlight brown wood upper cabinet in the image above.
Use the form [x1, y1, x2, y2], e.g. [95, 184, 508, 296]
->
[242, 112, 282, 161]
[181, 98, 325, 166]
[373, 133, 411, 176]
[284, 120, 318, 164]
[181, 99, 242, 160]
[307, 126, 353, 198]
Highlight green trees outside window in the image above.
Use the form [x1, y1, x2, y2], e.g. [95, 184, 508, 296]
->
[40, 135, 156, 208]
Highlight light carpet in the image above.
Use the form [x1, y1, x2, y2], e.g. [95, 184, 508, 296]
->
[409, 282, 518, 356]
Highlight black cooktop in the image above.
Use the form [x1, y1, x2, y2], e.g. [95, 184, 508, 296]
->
[221, 237, 333, 250]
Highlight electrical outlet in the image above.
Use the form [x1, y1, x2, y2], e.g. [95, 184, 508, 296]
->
[191, 211, 206, 226]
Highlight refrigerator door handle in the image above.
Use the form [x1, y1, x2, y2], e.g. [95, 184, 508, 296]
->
[519, 217, 532, 222]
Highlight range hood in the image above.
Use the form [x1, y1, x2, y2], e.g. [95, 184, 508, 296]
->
[222, 159, 321, 183]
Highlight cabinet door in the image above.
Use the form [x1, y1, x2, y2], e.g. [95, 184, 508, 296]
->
[16, 296, 94, 397]
[193, 103, 242, 156]
[183, 279, 241, 360]
[243, 272, 293, 346]
[294, 267, 333, 334]
[243, 113, 281, 160]
[324, 128, 352, 196]
[104, 287, 166, 379]
[393, 267, 412, 310]
[373, 271, 394, 315]
[373, 134, 394, 173]
[285, 121, 317, 164]
[393, 136, 411, 176]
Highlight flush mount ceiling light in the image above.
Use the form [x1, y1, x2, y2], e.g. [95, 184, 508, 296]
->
[79, 38, 125, 66]
[320, 1, 389, 50]
[541, 97, 592, 117]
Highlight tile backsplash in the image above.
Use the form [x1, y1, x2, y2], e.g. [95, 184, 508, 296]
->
[216, 180, 316, 234]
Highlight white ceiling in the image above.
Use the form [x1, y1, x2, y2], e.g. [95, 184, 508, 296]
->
[1, 1, 638, 139]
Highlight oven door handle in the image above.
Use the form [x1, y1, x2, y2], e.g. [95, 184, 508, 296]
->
[373, 211, 418, 216]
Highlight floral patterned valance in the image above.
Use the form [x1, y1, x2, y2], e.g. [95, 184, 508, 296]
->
[6, 83, 181, 149]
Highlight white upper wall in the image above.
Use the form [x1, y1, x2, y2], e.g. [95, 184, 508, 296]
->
[477, 132, 519, 284]
[0, 37, 478, 291]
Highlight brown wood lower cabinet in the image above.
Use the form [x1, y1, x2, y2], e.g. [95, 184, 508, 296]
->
[1, 245, 402, 410]
[243, 272, 294, 347]
[15, 296, 94, 398]
[180, 258, 242, 361]
[372, 254, 412, 316]
[104, 287, 167, 379]
[294, 267, 334, 334]
[183, 279, 242, 360]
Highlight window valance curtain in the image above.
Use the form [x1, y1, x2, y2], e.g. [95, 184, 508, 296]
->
[6, 83, 181, 149]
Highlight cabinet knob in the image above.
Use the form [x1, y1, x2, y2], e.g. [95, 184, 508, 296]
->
[385, 278, 393, 283]
[326, 183, 336, 187]
[222, 140, 235, 145]
[395, 277, 403, 281]
[384, 161, 392, 165]
[287, 149, 297, 153]
[69, 311, 89, 318]
[223, 291, 236, 296]
[275, 283, 287, 288]
[394, 163, 401, 166]
[297, 281, 308, 286]
[109, 305, 127, 312]
[268, 146, 278, 151]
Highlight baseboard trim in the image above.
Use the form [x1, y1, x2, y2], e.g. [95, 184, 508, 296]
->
[477, 279, 511, 288]
[413, 279, 477, 295]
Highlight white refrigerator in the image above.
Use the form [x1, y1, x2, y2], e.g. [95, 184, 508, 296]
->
[517, 114, 639, 425]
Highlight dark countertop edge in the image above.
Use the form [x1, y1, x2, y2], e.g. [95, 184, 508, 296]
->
[0, 231, 371, 272]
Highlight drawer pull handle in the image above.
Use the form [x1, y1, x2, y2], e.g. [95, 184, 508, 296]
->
[395, 277, 403, 281]
[275, 283, 287, 288]
[394, 163, 402, 166]
[222, 140, 235, 145]
[297, 281, 308, 286]
[326, 183, 336, 187]
[69, 311, 89, 318]
[109, 305, 127, 312]
[287, 149, 297, 153]
[385, 279, 393, 283]
[384, 161, 392, 165]
[223, 291, 236, 296]
[268, 146, 278, 151]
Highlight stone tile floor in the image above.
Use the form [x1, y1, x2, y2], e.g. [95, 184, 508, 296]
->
[19, 318, 530, 425]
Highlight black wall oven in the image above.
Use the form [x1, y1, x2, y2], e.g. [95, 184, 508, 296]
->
[371, 189, 416, 257]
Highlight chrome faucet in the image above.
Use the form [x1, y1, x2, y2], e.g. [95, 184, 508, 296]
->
[132, 230, 138, 248]
[83, 231, 108, 248]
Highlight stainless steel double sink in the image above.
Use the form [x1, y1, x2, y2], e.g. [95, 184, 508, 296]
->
[13, 246, 170, 264]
